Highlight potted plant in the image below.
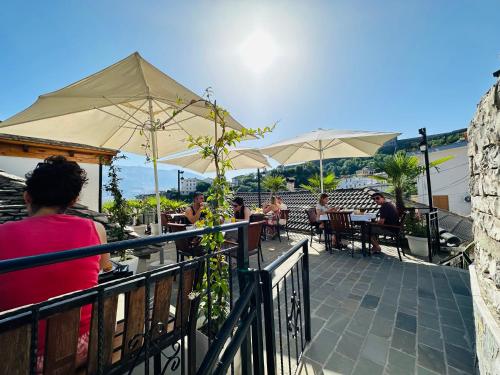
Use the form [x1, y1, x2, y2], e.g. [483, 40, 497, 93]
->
[105, 155, 139, 273]
[404, 210, 429, 257]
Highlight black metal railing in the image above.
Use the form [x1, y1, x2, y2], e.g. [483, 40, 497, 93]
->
[0, 222, 249, 375]
[0, 222, 312, 375]
[424, 209, 440, 263]
[197, 270, 264, 375]
[260, 238, 312, 375]
[439, 250, 473, 269]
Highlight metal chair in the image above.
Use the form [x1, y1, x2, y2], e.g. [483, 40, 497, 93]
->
[367, 212, 406, 261]
[305, 208, 320, 245]
[327, 212, 357, 256]
[225, 221, 265, 269]
[167, 223, 205, 262]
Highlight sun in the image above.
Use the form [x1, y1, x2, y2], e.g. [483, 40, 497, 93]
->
[239, 30, 278, 74]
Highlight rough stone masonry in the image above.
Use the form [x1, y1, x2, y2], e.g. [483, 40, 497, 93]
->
[468, 71, 500, 374]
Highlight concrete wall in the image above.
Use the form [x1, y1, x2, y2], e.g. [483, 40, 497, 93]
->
[0, 155, 100, 211]
[416, 144, 471, 216]
[468, 76, 500, 374]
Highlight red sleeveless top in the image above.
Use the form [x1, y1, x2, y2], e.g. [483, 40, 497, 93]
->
[0, 214, 101, 350]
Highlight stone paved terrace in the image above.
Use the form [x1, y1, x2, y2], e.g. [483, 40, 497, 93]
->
[142, 228, 476, 374]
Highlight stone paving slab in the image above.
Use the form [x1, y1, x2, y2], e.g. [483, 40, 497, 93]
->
[269, 233, 478, 375]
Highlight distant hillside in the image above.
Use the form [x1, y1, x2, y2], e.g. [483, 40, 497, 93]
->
[234, 128, 468, 192]
[102, 165, 198, 200]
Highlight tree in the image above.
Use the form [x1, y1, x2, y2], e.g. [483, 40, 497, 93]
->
[300, 173, 339, 194]
[262, 174, 286, 195]
[373, 151, 452, 213]
[196, 181, 211, 192]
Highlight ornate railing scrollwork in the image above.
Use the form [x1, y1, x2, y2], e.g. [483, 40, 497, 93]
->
[287, 290, 301, 339]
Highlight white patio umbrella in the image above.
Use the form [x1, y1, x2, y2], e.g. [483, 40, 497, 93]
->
[260, 128, 400, 192]
[159, 148, 270, 174]
[0, 52, 247, 263]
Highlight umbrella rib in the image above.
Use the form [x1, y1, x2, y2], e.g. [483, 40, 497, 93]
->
[98, 99, 149, 148]
[102, 96, 148, 126]
[152, 99, 194, 138]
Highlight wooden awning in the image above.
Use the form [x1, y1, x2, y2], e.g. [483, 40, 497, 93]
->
[0, 133, 117, 165]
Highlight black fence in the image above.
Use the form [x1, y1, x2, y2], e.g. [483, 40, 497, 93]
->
[0, 221, 312, 375]
[260, 239, 311, 375]
[424, 209, 440, 263]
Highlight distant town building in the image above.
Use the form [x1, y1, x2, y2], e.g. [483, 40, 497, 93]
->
[356, 166, 375, 176]
[180, 177, 213, 194]
[338, 173, 390, 192]
[286, 177, 296, 192]
[231, 177, 239, 187]
[180, 177, 200, 194]
[415, 141, 470, 216]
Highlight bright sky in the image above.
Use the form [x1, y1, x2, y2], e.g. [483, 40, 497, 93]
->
[1, 0, 499, 176]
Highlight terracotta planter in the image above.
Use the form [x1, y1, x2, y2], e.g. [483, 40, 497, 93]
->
[406, 235, 428, 257]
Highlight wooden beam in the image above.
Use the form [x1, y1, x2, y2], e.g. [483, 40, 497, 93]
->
[0, 143, 114, 165]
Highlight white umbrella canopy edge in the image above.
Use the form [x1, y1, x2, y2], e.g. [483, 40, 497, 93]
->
[159, 148, 271, 174]
[259, 128, 400, 192]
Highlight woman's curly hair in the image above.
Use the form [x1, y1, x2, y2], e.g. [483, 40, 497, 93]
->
[25, 155, 88, 211]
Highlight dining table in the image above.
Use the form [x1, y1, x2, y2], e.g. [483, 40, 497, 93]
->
[319, 212, 378, 256]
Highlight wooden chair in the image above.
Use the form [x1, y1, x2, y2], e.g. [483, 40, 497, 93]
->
[279, 209, 290, 241]
[167, 222, 205, 262]
[0, 264, 202, 375]
[327, 212, 357, 257]
[305, 208, 320, 245]
[367, 212, 406, 261]
[225, 221, 265, 270]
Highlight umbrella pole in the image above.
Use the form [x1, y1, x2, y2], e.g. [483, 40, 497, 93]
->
[319, 140, 324, 193]
[149, 99, 165, 264]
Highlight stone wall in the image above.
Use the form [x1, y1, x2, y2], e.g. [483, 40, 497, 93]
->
[468, 74, 500, 373]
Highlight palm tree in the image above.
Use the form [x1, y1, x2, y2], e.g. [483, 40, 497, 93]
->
[262, 174, 286, 195]
[300, 173, 339, 194]
[373, 151, 452, 213]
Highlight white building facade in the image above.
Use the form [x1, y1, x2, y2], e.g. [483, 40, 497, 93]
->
[415, 141, 470, 216]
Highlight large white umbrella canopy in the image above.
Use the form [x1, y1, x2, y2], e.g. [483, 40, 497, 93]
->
[0, 52, 247, 262]
[159, 148, 270, 174]
[260, 128, 400, 192]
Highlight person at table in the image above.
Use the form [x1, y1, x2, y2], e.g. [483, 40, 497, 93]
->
[371, 192, 399, 253]
[316, 193, 337, 221]
[263, 196, 280, 238]
[0, 155, 111, 372]
[185, 192, 205, 224]
[276, 196, 288, 225]
[232, 197, 251, 221]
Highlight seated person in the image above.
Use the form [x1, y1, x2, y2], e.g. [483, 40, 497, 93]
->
[0, 156, 110, 371]
[263, 196, 281, 238]
[370, 192, 400, 253]
[184, 191, 205, 224]
[276, 196, 288, 225]
[232, 197, 251, 221]
[315, 193, 337, 225]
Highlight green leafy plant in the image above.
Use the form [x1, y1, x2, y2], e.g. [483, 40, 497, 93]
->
[104, 155, 132, 260]
[262, 174, 286, 195]
[186, 91, 273, 337]
[300, 173, 339, 194]
[372, 151, 453, 213]
[404, 210, 428, 238]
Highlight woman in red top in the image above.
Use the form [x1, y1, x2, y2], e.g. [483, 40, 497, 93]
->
[0, 156, 110, 371]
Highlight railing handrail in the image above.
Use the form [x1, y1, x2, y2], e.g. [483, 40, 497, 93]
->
[0, 221, 249, 275]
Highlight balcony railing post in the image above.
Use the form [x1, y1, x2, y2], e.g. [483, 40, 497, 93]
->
[260, 268, 276, 375]
[237, 222, 252, 375]
[302, 240, 312, 342]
